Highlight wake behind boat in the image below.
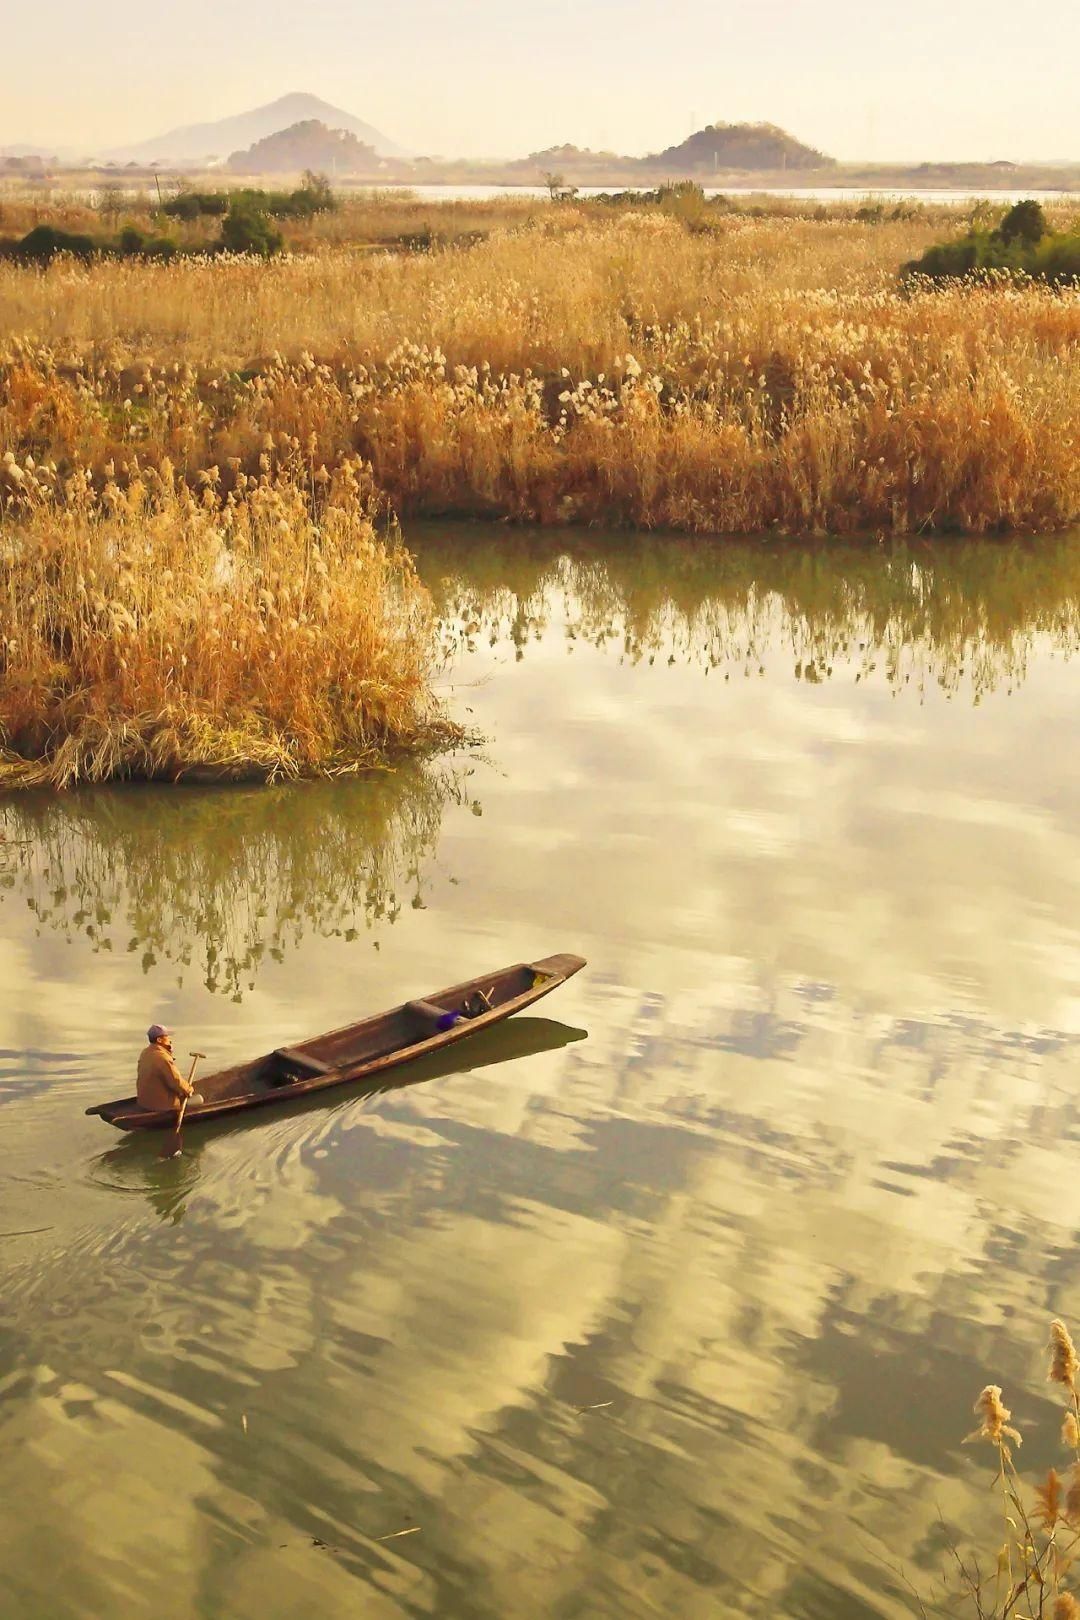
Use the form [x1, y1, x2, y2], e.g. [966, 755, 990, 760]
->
[86, 953, 586, 1132]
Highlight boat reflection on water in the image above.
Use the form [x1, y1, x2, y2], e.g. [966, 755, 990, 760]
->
[90, 1017, 592, 1231]
[94, 1015, 589, 1187]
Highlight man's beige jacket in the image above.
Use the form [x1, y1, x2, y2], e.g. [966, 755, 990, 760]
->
[136, 1043, 190, 1110]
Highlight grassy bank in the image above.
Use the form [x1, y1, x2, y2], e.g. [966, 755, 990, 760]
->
[2, 207, 1079, 535]
[0, 453, 450, 789]
[0, 187, 551, 255]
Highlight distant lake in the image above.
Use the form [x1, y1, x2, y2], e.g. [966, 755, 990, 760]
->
[11, 180, 1078, 208]
[366, 183, 1078, 204]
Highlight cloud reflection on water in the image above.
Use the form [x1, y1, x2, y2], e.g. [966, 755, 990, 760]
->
[4, 530, 1080, 1618]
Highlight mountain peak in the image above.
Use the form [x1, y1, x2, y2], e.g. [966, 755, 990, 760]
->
[103, 94, 406, 165]
[259, 93, 350, 119]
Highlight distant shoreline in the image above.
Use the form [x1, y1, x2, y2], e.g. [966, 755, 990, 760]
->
[4, 164, 1080, 198]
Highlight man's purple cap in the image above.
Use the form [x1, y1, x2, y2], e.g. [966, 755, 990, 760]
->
[147, 1023, 171, 1043]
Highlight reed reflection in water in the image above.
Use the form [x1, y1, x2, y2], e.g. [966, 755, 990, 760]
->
[3, 529, 1080, 1620]
[0, 759, 477, 1003]
[421, 527, 1080, 701]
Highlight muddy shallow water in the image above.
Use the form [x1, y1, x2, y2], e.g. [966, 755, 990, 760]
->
[3, 529, 1080, 1619]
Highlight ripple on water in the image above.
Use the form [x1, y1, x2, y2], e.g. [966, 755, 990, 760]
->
[0, 1046, 91, 1106]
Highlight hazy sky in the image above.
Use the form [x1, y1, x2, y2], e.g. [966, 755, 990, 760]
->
[4, 0, 1079, 162]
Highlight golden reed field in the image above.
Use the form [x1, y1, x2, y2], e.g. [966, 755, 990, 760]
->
[3, 203, 1080, 532]
[1, 199, 1079, 785]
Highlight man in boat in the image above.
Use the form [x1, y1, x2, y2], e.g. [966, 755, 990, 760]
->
[136, 1024, 201, 1113]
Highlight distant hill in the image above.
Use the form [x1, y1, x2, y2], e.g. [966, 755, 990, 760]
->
[0, 144, 65, 161]
[525, 144, 620, 167]
[1, 151, 56, 171]
[513, 144, 624, 175]
[645, 122, 834, 172]
[104, 93, 406, 164]
[227, 120, 390, 176]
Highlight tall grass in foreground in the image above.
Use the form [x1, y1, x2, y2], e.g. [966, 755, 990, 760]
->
[0, 453, 449, 789]
[949, 1320, 1080, 1620]
[2, 212, 1079, 533]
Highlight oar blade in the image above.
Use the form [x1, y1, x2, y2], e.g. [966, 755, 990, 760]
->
[159, 1065, 199, 1160]
[159, 1119, 184, 1159]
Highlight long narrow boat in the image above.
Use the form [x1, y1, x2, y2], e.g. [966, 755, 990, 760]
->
[86, 953, 586, 1132]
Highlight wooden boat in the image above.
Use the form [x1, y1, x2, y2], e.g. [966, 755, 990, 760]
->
[86, 953, 586, 1132]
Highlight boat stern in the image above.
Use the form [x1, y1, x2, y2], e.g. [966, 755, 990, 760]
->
[528, 953, 587, 982]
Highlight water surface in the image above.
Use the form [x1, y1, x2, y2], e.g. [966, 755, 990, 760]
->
[386, 182, 1080, 203]
[30, 181, 1079, 207]
[3, 530, 1080, 1619]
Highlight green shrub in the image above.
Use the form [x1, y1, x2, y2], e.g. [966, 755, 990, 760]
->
[657, 180, 705, 211]
[0, 223, 183, 265]
[160, 182, 337, 227]
[997, 198, 1047, 246]
[1030, 230, 1080, 284]
[225, 175, 338, 222]
[910, 235, 983, 278]
[161, 191, 229, 221]
[292, 172, 338, 216]
[903, 199, 1079, 285]
[117, 226, 177, 260]
[12, 225, 97, 264]
[219, 202, 283, 257]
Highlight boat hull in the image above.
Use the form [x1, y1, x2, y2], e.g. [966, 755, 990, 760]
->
[86, 953, 585, 1131]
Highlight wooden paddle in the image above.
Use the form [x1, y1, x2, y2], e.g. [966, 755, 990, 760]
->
[160, 1051, 206, 1160]
[464, 986, 495, 1018]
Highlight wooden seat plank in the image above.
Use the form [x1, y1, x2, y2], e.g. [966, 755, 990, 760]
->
[273, 1045, 333, 1075]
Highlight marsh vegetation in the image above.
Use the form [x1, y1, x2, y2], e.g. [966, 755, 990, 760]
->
[954, 1320, 1080, 1620]
[3, 201, 1078, 537]
[1, 194, 1078, 786]
[0, 453, 448, 788]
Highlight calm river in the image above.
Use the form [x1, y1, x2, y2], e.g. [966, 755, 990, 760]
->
[3, 530, 1080, 1619]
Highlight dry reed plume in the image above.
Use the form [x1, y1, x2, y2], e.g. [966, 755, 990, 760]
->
[1, 208, 1078, 535]
[946, 1318, 1080, 1619]
[0, 451, 449, 789]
